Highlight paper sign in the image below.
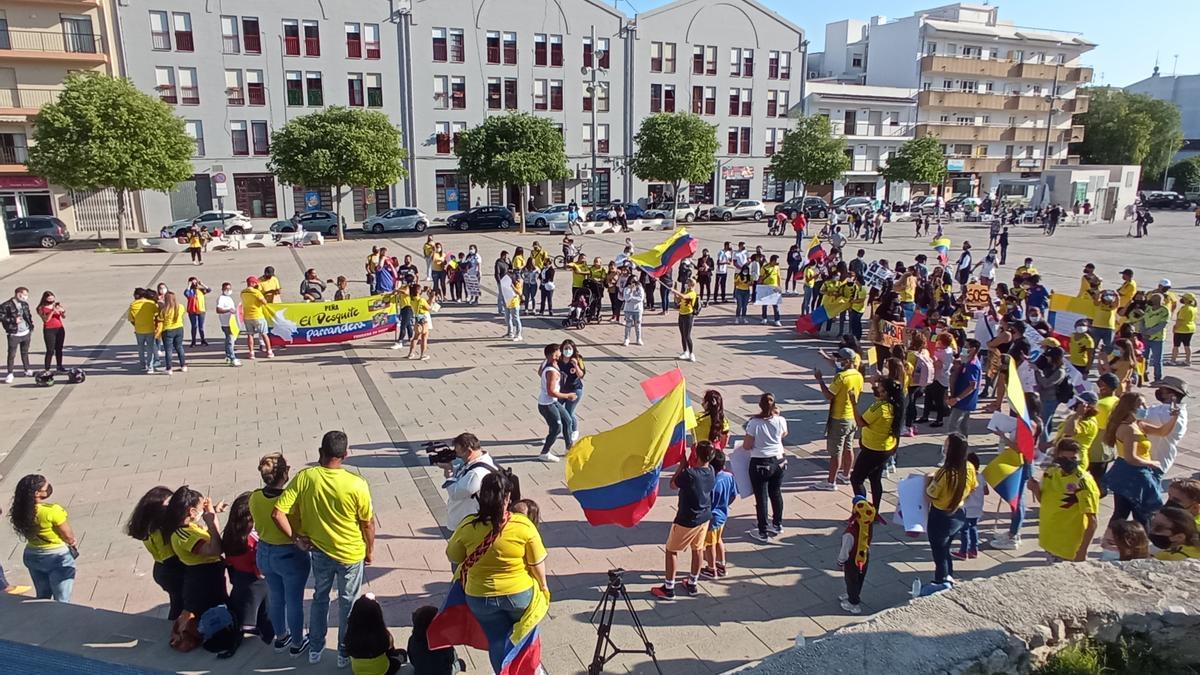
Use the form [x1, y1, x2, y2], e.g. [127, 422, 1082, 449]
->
[863, 261, 893, 290]
[1024, 325, 1047, 361]
[987, 411, 1017, 435]
[754, 285, 782, 306]
[728, 442, 755, 499]
[965, 283, 990, 311]
[880, 321, 906, 347]
[897, 474, 930, 536]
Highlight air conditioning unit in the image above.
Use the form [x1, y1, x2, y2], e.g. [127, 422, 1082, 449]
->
[577, 168, 591, 180]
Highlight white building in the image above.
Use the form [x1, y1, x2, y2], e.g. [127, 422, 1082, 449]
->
[1125, 68, 1200, 163]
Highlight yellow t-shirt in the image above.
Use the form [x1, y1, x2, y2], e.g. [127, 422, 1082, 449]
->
[249, 488, 291, 546]
[129, 298, 158, 334]
[1093, 299, 1118, 330]
[446, 514, 546, 597]
[1038, 466, 1099, 560]
[25, 503, 68, 549]
[274, 466, 374, 565]
[506, 280, 523, 309]
[589, 264, 607, 281]
[433, 251, 447, 272]
[569, 263, 589, 288]
[1117, 280, 1136, 309]
[828, 368, 864, 421]
[1090, 395, 1118, 462]
[241, 288, 269, 321]
[759, 264, 780, 287]
[1061, 416, 1099, 470]
[1120, 430, 1152, 463]
[848, 283, 866, 312]
[694, 412, 730, 446]
[1154, 545, 1200, 561]
[422, 242, 434, 257]
[733, 275, 753, 291]
[171, 522, 221, 566]
[1078, 277, 1093, 297]
[188, 233, 202, 248]
[860, 401, 898, 452]
[926, 464, 978, 512]
[511, 254, 524, 272]
[532, 249, 550, 269]
[394, 287, 411, 310]
[1176, 305, 1197, 334]
[143, 530, 176, 563]
[678, 290, 698, 316]
[157, 305, 185, 331]
[1069, 333, 1094, 367]
[352, 654, 392, 675]
[413, 296, 432, 315]
[258, 276, 282, 302]
[896, 275, 917, 303]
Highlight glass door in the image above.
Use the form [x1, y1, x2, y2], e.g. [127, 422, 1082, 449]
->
[60, 15, 96, 53]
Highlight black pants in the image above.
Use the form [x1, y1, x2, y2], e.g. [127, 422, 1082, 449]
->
[749, 457, 784, 535]
[608, 290, 620, 319]
[698, 276, 711, 302]
[182, 561, 228, 616]
[189, 247, 202, 263]
[923, 381, 947, 423]
[678, 314, 694, 353]
[905, 386, 925, 427]
[715, 273, 728, 302]
[844, 560, 868, 605]
[539, 288, 553, 314]
[642, 284, 656, 310]
[228, 568, 273, 638]
[850, 449, 894, 511]
[152, 557, 186, 620]
[43, 327, 64, 370]
[1089, 461, 1110, 497]
[6, 332, 30, 373]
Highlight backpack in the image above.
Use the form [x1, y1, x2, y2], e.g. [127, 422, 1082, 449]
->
[465, 461, 522, 503]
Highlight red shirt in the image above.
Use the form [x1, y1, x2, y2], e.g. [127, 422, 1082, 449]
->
[792, 213, 807, 232]
[225, 532, 261, 576]
[39, 304, 64, 329]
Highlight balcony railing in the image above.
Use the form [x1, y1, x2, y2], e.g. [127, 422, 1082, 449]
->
[0, 87, 61, 112]
[156, 84, 177, 104]
[830, 121, 913, 137]
[244, 32, 261, 54]
[180, 85, 199, 105]
[917, 122, 1075, 144]
[0, 145, 30, 165]
[226, 87, 245, 105]
[304, 37, 320, 56]
[0, 29, 103, 55]
[151, 31, 171, 51]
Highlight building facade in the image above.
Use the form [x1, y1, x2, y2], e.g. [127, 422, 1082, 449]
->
[1125, 68, 1200, 164]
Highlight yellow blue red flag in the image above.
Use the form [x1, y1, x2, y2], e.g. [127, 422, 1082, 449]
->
[1005, 357, 1037, 462]
[630, 228, 697, 278]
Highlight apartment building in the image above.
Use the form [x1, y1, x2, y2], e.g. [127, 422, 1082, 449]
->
[0, 0, 121, 238]
[803, 82, 917, 201]
[115, 0, 402, 228]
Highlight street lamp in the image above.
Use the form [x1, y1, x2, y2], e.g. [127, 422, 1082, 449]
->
[1041, 63, 1062, 175]
[582, 25, 609, 209]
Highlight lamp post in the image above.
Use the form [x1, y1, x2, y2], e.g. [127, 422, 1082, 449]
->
[583, 25, 609, 209]
[1041, 64, 1061, 175]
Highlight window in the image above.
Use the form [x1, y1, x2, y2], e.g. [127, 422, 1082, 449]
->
[729, 88, 751, 116]
[955, 116, 972, 126]
[535, 34, 548, 66]
[231, 121, 249, 156]
[436, 172, 471, 211]
[651, 41, 664, 72]
[926, 41, 937, 56]
[585, 84, 609, 112]
[768, 90, 789, 117]
[154, 66, 176, 104]
[663, 42, 677, 73]
[692, 86, 716, 115]
[364, 23, 380, 59]
[651, 84, 662, 113]
[962, 46, 981, 59]
[727, 127, 737, 154]
[487, 77, 501, 110]
[486, 31, 500, 64]
[172, 12, 193, 52]
[692, 45, 717, 75]
[651, 84, 675, 113]
[549, 80, 563, 111]
[584, 37, 610, 69]
[730, 48, 753, 77]
[740, 127, 751, 154]
[769, 50, 791, 79]
[243, 18, 261, 54]
[367, 74, 382, 107]
[741, 88, 752, 116]
[502, 32, 517, 65]
[225, 69, 245, 105]
[305, 71, 323, 105]
[251, 121, 270, 155]
[980, 114, 990, 124]
[220, 15, 239, 54]
[247, 69, 265, 105]
[534, 79, 548, 110]
[769, 50, 779, 78]
[952, 143, 971, 156]
[973, 144, 987, 158]
[286, 71, 303, 106]
[583, 124, 609, 154]
[179, 67, 198, 104]
[852, 54, 863, 68]
[765, 128, 782, 156]
[450, 76, 465, 109]
[550, 34, 563, 67]
[1004, 145, 1014, 158]
[503, 78, 518, 110]
[433, 76, 448, 109]
[432, 27, 447, 61]
[943, 79, 953, 90]
[150, 11, 171, 51]
[435, 122, 452, 154]
[346, 23, 362, 58]
[185, 120, 204, 157]
[302, 20, 320, 56]
[283, 19, 300, 55]
[960, 80, 978, 93]
[347, 73, 364, 106]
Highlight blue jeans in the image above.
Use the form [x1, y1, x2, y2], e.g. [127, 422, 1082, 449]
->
[660, 286, 671, 311]
[624, 310, 642, 343]
[563, 384, 582, 427]
[398, 307, 414, 342]
[958, 517, 979, 554]
[188, 312, 206, 344]
[257, 541, 311, 645]
[1008, 463, 1033, 537]
[23, 546, 75, 602]
[465, 587, 535, 673]
[496, 282, 506, 314]
[162, 327, 186, 369]
[734, 288, 751, 317]
[926, 507, 966, 583]
[1091, 327, 1114, 353]
[1040, 397, 1059, 442]
[221, 326, 236, 361]
[309, 548, 364, 657]
[135, 332, 157, 370]
[538, 402, 574, 455]
[505, 306, 522, 337]
[1145, 339, 1164, 382]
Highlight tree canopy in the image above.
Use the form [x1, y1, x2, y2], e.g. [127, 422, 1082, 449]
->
[1168, 156, 1200, 193]
[1072, 87, 1183, 184]
[880, 135, 946, 186]
[629, 113, 718, 201]
[769, 115, 851, 187]
[268, 106, 407, 240]
[27, 72, 194, 247]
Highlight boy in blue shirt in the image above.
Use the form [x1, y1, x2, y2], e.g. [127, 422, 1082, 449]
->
[701, 447, 737, 579]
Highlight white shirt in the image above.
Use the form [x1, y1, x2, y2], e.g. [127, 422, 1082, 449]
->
[216, 293, 236, 314]
[443, 453, 496, 530]
[537, 363, 560, 406]
[963, 481, 986, 519]
[1147, 402, 1188, 473]
[745, 415, 788, 458]
[979, 257, 997, 280]
[622, 284, 644, 313]
[717, 250, 733, 274]
[934, 347, 955, 387]
[734, 250, 749, 270]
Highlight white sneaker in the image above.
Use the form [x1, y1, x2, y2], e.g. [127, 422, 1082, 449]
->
[539, 453, 560, 463]
[512, 335, 523, 342]
[773, 320, 782, 327]
[636, 339, 644, 345]
[761, 319, 769, 325]
[337, 654, 350, 669]
[840, 599, 863, 615]
[838, 593, 849, 602]
[623, 339, 630, 346]
[308, 651, 322, 665]
[3, 373, 12, 384]
[391, 342, 403, 350]
[991, 535, 1021, 551]
[687, 353, 696, 362]
[165, 369, 173, 376]
[180, 366, 188, 373]
[571, 430, 580, 442]
[813, 481, 838, 491]
[677, 351, 690, 359]
[23, 370, 33, 377]
[231, 359, 241, 367]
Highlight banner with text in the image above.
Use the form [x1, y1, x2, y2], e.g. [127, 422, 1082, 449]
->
[263, 295, 397, 345]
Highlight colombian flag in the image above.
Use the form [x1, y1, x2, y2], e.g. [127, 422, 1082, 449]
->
[631, 228, 698, 278]
[806, 236, 826, 263]
[931, 237, 951, 265]
[566, 378, 688, 527]
[983, 446, 1026, 509]
[428, 579, 548, 675]
[1005, 357, 1037, 462]
[794, 293, 853, 334]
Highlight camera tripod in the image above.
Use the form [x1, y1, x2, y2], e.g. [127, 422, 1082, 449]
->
[588, 569, 663, 675]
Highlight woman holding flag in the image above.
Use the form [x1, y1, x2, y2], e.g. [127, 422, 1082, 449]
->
[669, 280, 700, 362]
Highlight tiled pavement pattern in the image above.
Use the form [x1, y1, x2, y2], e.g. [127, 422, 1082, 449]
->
[0, 212, 1197, 674]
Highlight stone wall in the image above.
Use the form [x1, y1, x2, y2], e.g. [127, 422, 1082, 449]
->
[742, 559, 1200, 675]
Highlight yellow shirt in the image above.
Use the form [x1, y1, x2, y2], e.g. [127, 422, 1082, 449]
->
[1069, 333, 1094, 367]
[589, 264, 607, 281]
[25, 503, 68, 549]
[1078, 277, 1092, 297]
[511, 254, 524, 271]
[352, 654, 392, 675]
[446, 514, 546, 597]
[129, 298, 158, 334]
[569, 263, 589, 288]
[365, 254, 379, 273]
[1120, 430, 1152, 463]
[413, 296, 432, 315]
[694, 412, 730, 446]
[1090, 395, 1118, 463]
[1038, 466, 1099, 560]
[506, 280, 523, 309]
[157, 305, 185, 331]
[759, 264, 780, 286]
[1117, 279, 1136, 309]
[1015, 265, 1037, 279]
[258, 276, 282, 302]
[828, 368, 864, 421]
[532, 249, 550, 269]
[1154, 545, 1200, 561]
[733, 275, 753, 291]
[677, 290, 698, 316]
[241, 287, 269, 321]
[926, 464, 978, 512]
[860, 401, 898, 452]
[422, 242, 434, 257]
[1062, 416, 1099, 470]
[171, 522, 221, 566]
[394, 287, 411, 310]
[433, 251, 447, 272]
[275, 466, 374, 565]
[1093, 298, 1118, 330]
[188, 233, 201, 248]
[143, 530, 176, 563]
[1176, 305, 1197, 334]
[897, 274, 917, 303]
[249, 488, 292, 546]
[847, 283, 867, 313]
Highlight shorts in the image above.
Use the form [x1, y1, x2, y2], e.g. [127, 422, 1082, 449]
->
[1175, 333, 1193, 348]
[244, 318, 268, 335]
[665, 523, 708, 552]
[415, 314, 429, 325]
[704, 525, 724, 547]
[826, 417, 856, 455]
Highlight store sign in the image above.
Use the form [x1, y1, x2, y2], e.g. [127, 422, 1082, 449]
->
[945, 159, 965, 172]
[1016, 159, 1039, 169]
[0, 175, 48, 189]
[721, 165, 754, 179]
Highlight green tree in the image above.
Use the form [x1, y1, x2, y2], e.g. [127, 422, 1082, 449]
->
[880, 135, 947, 200]
[1073, 88, 1183, 185]
[268, 106, 406, 241]
[454, 112, 569, 233]
[1168, 156, 1200, 193]
[769, 115, 851, 191]
[27, 72, 194, 249]
[629, 113, 718, 208]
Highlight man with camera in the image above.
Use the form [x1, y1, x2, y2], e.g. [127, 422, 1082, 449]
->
[438, 433, 496, 531]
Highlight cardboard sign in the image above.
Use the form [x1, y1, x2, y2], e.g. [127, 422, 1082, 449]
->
[863, 261, 893, 290]
[880, 320, 906, 347]
[965, 283, 990, 311]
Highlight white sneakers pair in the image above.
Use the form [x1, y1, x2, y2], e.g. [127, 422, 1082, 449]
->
[676, 351, 697, 362]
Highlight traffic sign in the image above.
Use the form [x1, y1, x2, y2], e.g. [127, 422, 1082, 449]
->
[212, 172, 227, 184]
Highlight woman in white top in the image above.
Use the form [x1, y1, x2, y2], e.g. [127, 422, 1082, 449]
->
[537, 343, 577, 463]
[743, 393, 789, 543]
[622, 276, 645, 347]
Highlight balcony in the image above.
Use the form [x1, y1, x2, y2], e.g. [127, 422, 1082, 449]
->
[1017, 62, 1060, 80]
[1070, 125, 1085, 143]
[830, 121, 914, 138]
[0, 144, 30, 166]
[920, 54, 1018, 79]
[0, 87, 61, 115]
[919, 89, 1008, 111]
[946, 157, 1013, 173]
[1064, 94, 1089, 114]
[1062, 155, 1081, 166]
[179, 86, 199, 105]
[1065, 66, 1093, 84]
[0, 29, 107, 62]
[915, 123, 1005, 142]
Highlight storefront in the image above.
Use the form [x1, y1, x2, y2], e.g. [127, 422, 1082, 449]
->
[688, 178, 713, 204]
[352, 187, 391, 221]
[0, 175, 54, 222]
[234, 173, 278, 218]
[843, 181, 878, 197]
[721, 166, 753, 201]
[435, 171, 471, 212]
[761, 170, 785, 202]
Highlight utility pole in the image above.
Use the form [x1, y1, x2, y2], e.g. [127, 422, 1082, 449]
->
[583, 25, 608, 210]
[1041, 65, 1060, 175]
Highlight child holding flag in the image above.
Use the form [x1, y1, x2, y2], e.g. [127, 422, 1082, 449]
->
[1028, 439, 1100, 562]
[836, 496, 877, 615]
[988, 392, 1042, 551]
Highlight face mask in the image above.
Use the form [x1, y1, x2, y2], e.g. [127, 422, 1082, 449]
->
[1134, 406, 1148, 420]
[1165, 499, 1186, 511]
[1055, 458, 1080, 474]
[1113, 349, 1123, 358]
[1148, 533, 1175, 550]
[1074, 325, 1088, 334]
[1098, 549, 1121, 562]
[562, 348, 574, 358]
[222, 289, 232, 296]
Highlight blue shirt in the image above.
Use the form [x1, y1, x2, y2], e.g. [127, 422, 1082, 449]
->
[1026, 285, 1049, 310]
[709, 471, 736, 528]
[952, 357, 981, 411]
[376, 267, 395, 292]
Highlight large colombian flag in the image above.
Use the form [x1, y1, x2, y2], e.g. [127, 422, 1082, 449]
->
[428, 579, 549, 675]
[566, 378, 688, 527]
[630, 228, 698, 278]
[931, 237, 952, 265]
[794, 292, 853, 334]
[983, 357, 1038, 508]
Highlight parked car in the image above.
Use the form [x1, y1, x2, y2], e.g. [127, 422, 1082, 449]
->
[528, 204, 572, 229]
[833, 196, 874, 215]
[1139, 191, 1194, 209]
[5, 216, 70, 249]
[446, 205, 515, 231]
[585, 201, 647, 221]
[909, 195, 936, 216]
[643, 201, 697, 222]
[361, 207, 430, 234]
[709, 199, 766, 221]
[166, 210, 253, 237]
[773, 196, 830, 220]
[268, 210, 346, 236]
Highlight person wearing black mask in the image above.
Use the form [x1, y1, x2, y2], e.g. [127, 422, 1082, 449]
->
[1028, 439, 1099, 562]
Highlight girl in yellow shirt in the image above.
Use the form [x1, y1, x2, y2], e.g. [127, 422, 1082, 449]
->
[156, 291, 188, 373]
[162, 486, 228, 616]
[849, 379, 904, 510]
[925, 434, 977, 584]
[670, 280, 699, 361]
[10, 473, 77, 601]
[407, 285, 437, 361]
[1171, 292, 1196, 366]
[1103, 392, 1171, 529]
[125, 485, 184, 618]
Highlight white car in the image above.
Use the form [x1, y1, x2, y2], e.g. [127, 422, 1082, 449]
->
[643, 201, 696, 222]
[165, 210, 253, 237]
[528, 204, 572, 229]
[710, 199, 766, 221]
[362, 207, 430, 233]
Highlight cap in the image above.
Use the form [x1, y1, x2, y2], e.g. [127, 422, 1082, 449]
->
[836, 347, 857, 361]
[1070, 391, 1100, 409]
[1154, 375, 1189, 398]
[1159, 278, 1172, 288]
[1120, 268, 1134, 275]
[1097, 372, 1120, 389]
[1040, 337, 1062, 348]
[246, 275, 259, 285]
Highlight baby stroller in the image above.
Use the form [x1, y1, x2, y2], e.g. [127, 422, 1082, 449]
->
[767, 212, 787, 236]
[562, 292, 590, 329]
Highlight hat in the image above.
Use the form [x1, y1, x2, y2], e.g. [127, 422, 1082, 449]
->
[1154, 376, 1189, 398]
[1120, 268, 1133, 276]
[246, 275, 259, 285]
[1040, 337, 1062, 348]
[836, 347, 857, 361]
[1070, 391, 1099, 409]
[1159, 278, 1172, 288]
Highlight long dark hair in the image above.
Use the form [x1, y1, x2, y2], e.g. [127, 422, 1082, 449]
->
[159, 485, 203, 541]
[345, 594, 392, 658]
[933, 434, 970, 509]
[879, 379, 904, 439]
[8, 474, 46, 541]
[1104, 392, 1143, 447]
[754, 393, 776, 419]
[220, 492, 254, 557]
[37, 291, 55, 310]
[471, 472, 512, 535]
[125, 485, 173, 541]
[701, 390, 726, 442]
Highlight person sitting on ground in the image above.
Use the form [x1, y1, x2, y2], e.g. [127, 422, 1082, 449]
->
[345, 593, 408, 675]
[407, 605, 461, 675]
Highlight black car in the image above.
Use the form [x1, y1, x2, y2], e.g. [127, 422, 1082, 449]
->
[1139, 192, 1194, 210]
[773, 196, 830, 220]
[6, 216, 70, 249]
[447, 205, 515, 231]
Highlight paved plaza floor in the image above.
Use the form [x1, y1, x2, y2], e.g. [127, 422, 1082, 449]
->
[0, 211, 1197, 674]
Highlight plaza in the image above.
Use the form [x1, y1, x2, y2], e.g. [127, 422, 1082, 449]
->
[0, 211, 1196, 673]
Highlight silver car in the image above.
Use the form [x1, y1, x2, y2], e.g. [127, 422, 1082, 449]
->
[528, 204, 571, 229]
[710, 199, 766, 221]
[362, 207, 430, 234]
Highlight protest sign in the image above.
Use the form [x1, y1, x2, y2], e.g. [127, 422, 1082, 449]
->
[862, 261, 893, 290]
[260, 294, 397, 345]
[880, 321, 906, 347]
[965, 283, 990, 311]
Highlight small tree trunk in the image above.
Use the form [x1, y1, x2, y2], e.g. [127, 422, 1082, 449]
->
[673, 180, 682, 225]
[520, 183, 530, 234]
[335, 184, 345, 242]
[117, 188, 128, 250]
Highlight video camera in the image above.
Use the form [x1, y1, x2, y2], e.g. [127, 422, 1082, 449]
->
[422, 441, 457, 466]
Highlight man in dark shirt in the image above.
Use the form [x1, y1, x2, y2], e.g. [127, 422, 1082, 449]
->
[493, 251, 510, 315]
[998, 226, 1010, 265]
[652, 442, 716, 600]
[397, 255, 419, 285]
